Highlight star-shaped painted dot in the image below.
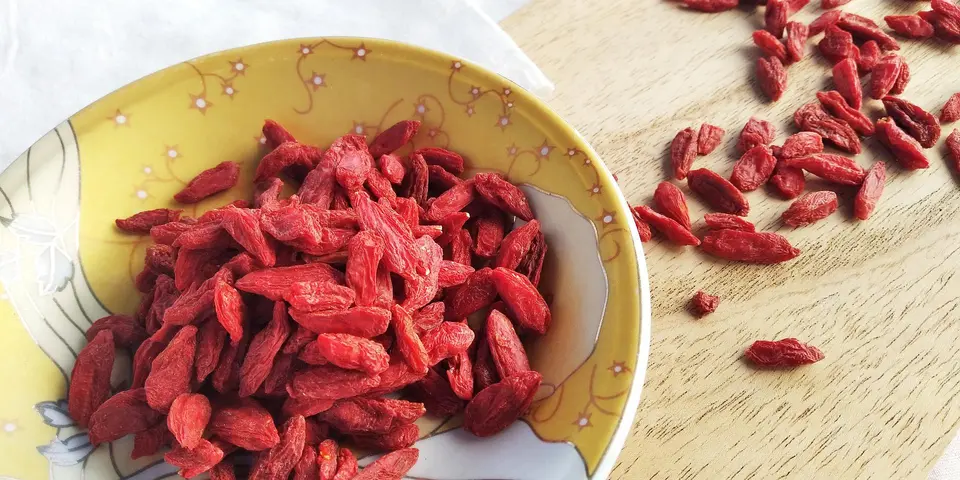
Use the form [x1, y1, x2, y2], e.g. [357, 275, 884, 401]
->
[189, 94, 212, 114]
[588, 183, 602, 196]
[496, 115, 511, 130]
[465, 104, 475, 117]
[229, 59, 247, 75]
[108, 109, 130, 127]
[162, 145, 180, 160]
[469, 86, 481, 99]
[536, 141, 555, 159]
[566, 148, 579, 157]
[133, 187, 149, 200]
[597, 210, 616, 227]
[608, 361, 632, 377]
[583, 157, 592, 166]
[502, 87, 512, 97]
[307, 72, 326, 91]
[451, 60, 463, 72]
[506, 144, 519, 157]
[506, 101, 515, 109]
[142, 165, 154, 176]
[413, 101, 429, 117]
[222, 83, 237, 98]
[351, 122, 366, 135]
[427, 128, 440, 139]
[353, 43, 370, 60]
[299, 44, 314, 56]
[573, 412, 592, 431]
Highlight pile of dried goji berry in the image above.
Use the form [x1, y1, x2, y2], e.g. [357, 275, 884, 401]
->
[639, 0, 960, 367]
[70, 119, 551, 478]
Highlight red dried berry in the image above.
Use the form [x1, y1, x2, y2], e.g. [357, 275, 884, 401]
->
[249, 415, 306, 480]
[239, 302, 291, 397]
[132, 423, 171, 459]
[473, 172, 535, 221]
[236, 263, 343, 300]
[854, 161, 886, 221]
[209, 398, 281, 451]
[404, 368, 462, 416]
[332, 448, 358, 480]
[703, 213, 756, 232]
[447, 350, 475, 400]
[486, 309, 531, 379]
[687, 168, 750, 216]
[88, 388, 163, 445]
[882, 96, 942, 148]
[318, 397, 424, 434]
[421, 321, 475, 366]
[885, 15, 935, 39]
[493, 219, 541, 270]
[946, 129, 960, 172]
[293, 445, 319, 480]
[350, 423, 419, 452]
[942, 93, 960, 123]
[690, 291, 720, 317]
[167, 393, 212, 449]
[832, 58, 862, 110]
[731, 145, 777, 192]
[784, 21, 809, 64]
[769, 158, 806, 200]
[816, 91, 875, 136]
[745, 338, 824, 368]
[369, 120, 420, 157]
[837, 12, 900, 51]
[415, 147, 465, 174]
[653, 182, 692, 230]
[781, 132, 824, 159]
[784, 153, 866, 185]
[316, 440, 339, 480]
[631, 209, 654, 243]
[683, 0, 738, 11]
[821, 0, 851, 9]
[809, 10, 842, 35]
[175, 161, 241, 204]
[464, 371, 542, 437]
[793, 103, 862, 154]
[214, 277, 245, 344]
[765, 0, 788, 38]
[352, 448, 419, 480]
[697, 123, 725, 155]
[753, 30, 787, 61]
[857, 40, 881, 73]
[145, 325, 197, 413]
[781, 191, 839, 227]
[290, 306, 391, 337]
[86, 314, 146, 349]
[68, 330, 115, 428]
[491, 267, 552, 335]
[757, 56, 788, 102]
[701, 229, 800, 264]
[876, 117, 931, 170]
[256, 143, 322, 182]
[116, 208, 182, 233]
[670, 127, 699, 180]
[300, 333, 390, 375]
[262, 119, 297, 149]
[869, 54, 904, 100]
[818, 26, 854, 64]
[445, 267, 497, 320]
[165, 438, 225, 478]
[737, 118, 776, 153]
[632, 205, 701, 246]
[195, 320, 227, 383]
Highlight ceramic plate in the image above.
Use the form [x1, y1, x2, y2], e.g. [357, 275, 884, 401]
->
[0, 38, 650, 480]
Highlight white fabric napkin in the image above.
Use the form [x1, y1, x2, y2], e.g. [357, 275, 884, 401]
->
[0, 0, 548, 168]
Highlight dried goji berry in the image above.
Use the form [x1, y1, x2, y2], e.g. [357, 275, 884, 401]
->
[210, 463, 236, 480]
[890, 59, 909, 96]
[68, 330, 115, 427]
[300, 333, 389, 374]
[793, 102, 862, 154]
[472, 209, 507, 258]
[167, 393, 211, 449]
[166, 438, 225, 479]
[491, 267, 552, 335]
[389, 304, 429, 374]
[407, 368, 464, 416]
[816, 91, 875, 136]
[876, 117, 930, 170]
[298, 165, 337, 208]
[132, 339, 166, 389]
[86, 314, 146, 349]
[869, 54, 903, 100]
[885, 15, 935, 39]
[403, 153, 430, 205]
[262, 119, 297, 149]
[765, 0, 787, 38]
[236, 263, 343, 301]
[194, 320, 226, 382]
[175, 161, 241, 204]
[687, 168, 750, 216]
[942, 93, 960, 123]
[209, 398, 280, 450]
[352, 190, 425, 278]
[447, 350, 475, 400]
[821, 0, 851, 9]
[319, 397, 424, 434]
[786, 0, 809, 13]
[781, 191, 839, 227]
[946, 129, 960, 172]
[753, 30, 787, 61]
[837, 12, 900, 51]
[769, 160, 807, 200]
[653, 182, 692, 230]
[412, 302, 446, 333]
[690, 291, 720, 317]
[288, 364, 382, 400]
[632, 205, 701, 246]
[883, 95, 941, 148]
[332, 448, 358, 480]
[350, 423, 419, 452]
[352, 448, 419, 480]
[683, 0, 738, 12]
[294, 445, 319, 480]
[701, 229, 800, 264]
[438, 260, 475, 288]
[424, 179, 475, 222]
[490, 220, 540, 270]
[132, 423, 171, 459]
[369, 120, 420, 158]
[88, 388, 163, 445]
[211, 333, 248, 393]
[783, 153, 866, 185]
[745, 338, 824, 367]
[781, 132, 823, 159]
[809, 10, 842, 35]
[290, 306, 391, 337]
[464, 371, 542, 437]
[213, 277, 245, 344]
[737, 117, 776, 153]
[697, 123, 725, 155]
[317, 439, 339, 480]
[486, 309, 531, 379]
[263, 351, 297, 395]
[854, 161, 886, 221]
[116, 208, 182, 234]
[731, 145, 777, 192]
[703, 213, 756, 232]
[631, 208, 653, 242]
[421, 321, 475, 366]
[444, 267, 497, 320]
[249, 415, 305, 480]
[379, 153, 407, 184]
[818, 25, 854, 64]
[145, 325, 197, 412]
[415, 147, 466, 174]
[256, 143, 322, 182]
[920, 9, 960, 44]
[855, 41, 880, 74]
[670, 127, 699, 180]
[473, 172, 535, 221]
[784, 21, 809, 64]
[832, 58, 862, 110]
[757, 56, 787, 102]
[239, 302, 291, 396]
[473, 338, 500, 393]
[283, 396, 336, 418]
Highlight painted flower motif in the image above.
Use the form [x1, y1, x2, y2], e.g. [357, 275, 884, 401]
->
[506, 144, 519, 157]
[6, 214, 75, 295]
[608, 361, 631, 377]
[502, 87, 512, 97]
[566, 148, 579, 157]
[37, 432, 94, 467]
[133, 186, 149, 201]
[107, 109, 130, 127]
[506, 101, 515, 109]
[189, 94, 211, 114]
[34, 400, 74, 428]
[469, 86, 481, 99]
[299, 44, 314, 56]
[413, 102, 429, 117]
[573, 412, 593, 431]
[163, 145, 180, 160]
[588, 183, 602, 196]
[228, 59, 247, 75]
[465, 104, 475, 117]
[427, 128, 439, 139]
[307, 72, 326, 91]
[256, 134, 268, 145]
[352, 43, 370, 60]
[351, 122, 366, 135]
[496, 115, 511, 130]
[597, 210, 615, 228]
[451, 60, 463, 72]
[222, 82, 237, 98]
[536, 141, 555, 159]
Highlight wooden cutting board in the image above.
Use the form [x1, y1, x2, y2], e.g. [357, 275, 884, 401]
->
[503, 1, 960, 478]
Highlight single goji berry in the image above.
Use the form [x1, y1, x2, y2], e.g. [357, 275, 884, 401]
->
[352, 448, 419, 480]
[88, 388, 163, 445]
[402, 236, 443, 311]
[424, 180, 475, 222]
[942, 93, 960, 123]
[262, 119, 297, 149]
[492, 220, 540, 269]
[783, 153, 866, 185]
[447, 350, 475, 400]
[818, 25, 855, 64]
[883, 95, 942, 148]
[249, 415, 305, 480]
[757, 56, 788, 102]
[194, 319, 227, 382]
[731, 145, 777, 192]
[167, 393, 211, 449]
[166, 438, 225, 479]
[737, 117, 776, 153]
[781, 191, 839, 227]
[690, 291, 720, 317]
[288, 364, 382, 400]
[332, 448, 358, 480]
[300, 333, 390, 374]
[821, 0, 851, 9]
[283, 396, 336, 418]
[144, 325, 197, 412]
[832, 58, 862, 110]
[256, 143, 322, 182]
[175, 161, 241, 204]
[631, 208, 654, 242]
[378, 153, 407, 184]
[369, 120, 420, 157]
[703, 213, 756, 232]
[745, 338, 824, 367]
[854, 161, 886, 220]
[317, 439, 339, 480]
[438, 260, 475, 288]
[784, 21, 809, 64]
[885, 15, 935, 39]
[444, 267, 497, 320]
[837, 12, 900, 51]
[683, 0, 738, 12]
[793, 102, 862, 154]
[350, 423, 419, 452]
[284, 281, 356, 312]
[486, 309, 531, 379]
[891, 60, 912, 96]
[753, 30, 787, 61]
[319, 397, 424, 434]
[407, 368, 464, 416]
[491, 267, 552, 334]
[653, 182, 692, 230]
[670, 127, 699, 180]
[765, 0, 788, 37]
[701, 229, 800, 264]
[68, 330, 115, 428]
[697, 123, 725, 155]
[86, 314, 146, 349]
[213, 277, 245, 344]
[473, 172, 535, 221]
[854, 41, 879, 75]
[132, 423, 171, 459]
[816, 91, 875, 136]
[290, 306, 391, 337]
[209, 397, 280, 451]
[390, 304, 430, 374]
[402, 153, 430, 206]
[869, 54, 904, 100]
[809, 10, 842, 35]
[116, 208, 182, 234]
[211, 332, 248, 393]
[415, 147, 466, 174]
[473, 337, 500, 393]
[921, 9, 960, 44]
[687, 168, 751, 216]
[293, 445, 319, 480]
[632, 205, 701, 246]
[781, 132, 824, 159]
[464, 371, 542, 437]
[239, 302, 291, 397]
[413, 302, 446, 333]
[946, 129, 960, 172]
[421, 321, 475, 366]
[876, 117, 930, 170]
[298, 164, 337, 208]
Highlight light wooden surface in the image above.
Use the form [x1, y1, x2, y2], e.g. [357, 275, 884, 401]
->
[503, 1, 960, 478]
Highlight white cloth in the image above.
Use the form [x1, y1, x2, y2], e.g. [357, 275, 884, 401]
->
[0, 0, 548, 167]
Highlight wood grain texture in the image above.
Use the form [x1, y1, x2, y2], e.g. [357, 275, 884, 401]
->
[503, 1, 960, 478]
